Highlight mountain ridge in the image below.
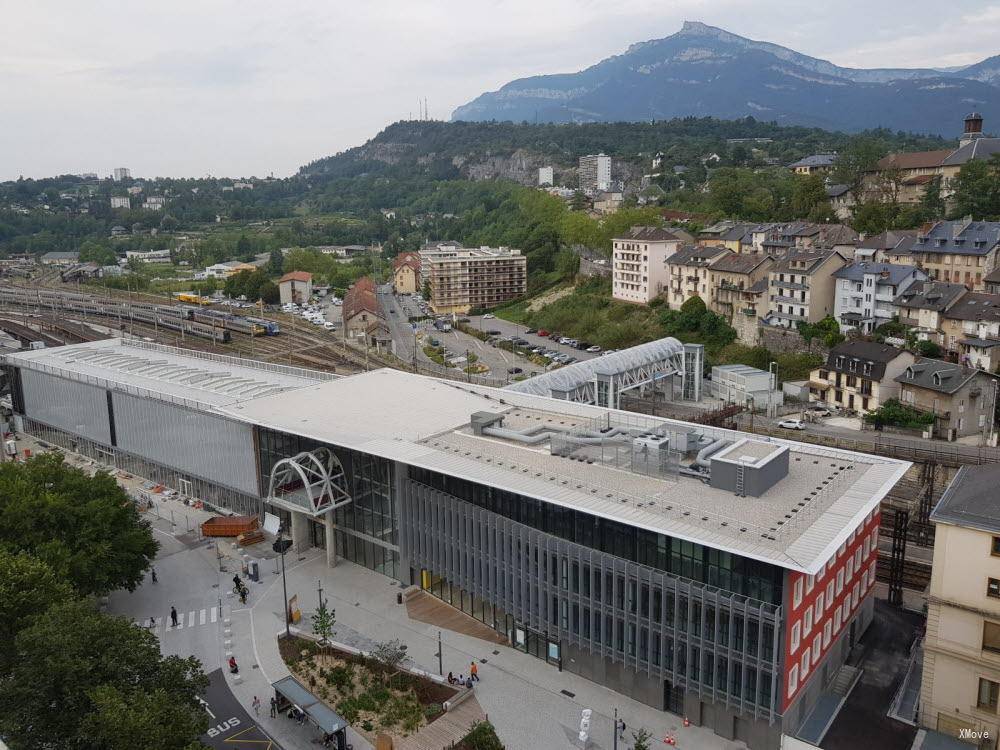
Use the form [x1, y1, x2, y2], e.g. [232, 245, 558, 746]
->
[452, 22, 1000, 135]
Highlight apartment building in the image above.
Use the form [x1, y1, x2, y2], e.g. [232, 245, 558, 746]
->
[578, 153, 611, 193]
[832, 263, 927, 334]
[765, 250, 848, 329]
[538, 166, 554, 186]
[112, 167, 131, 182]
[392, 251, 421, 295]
[665, 246, 729, 310]
[419, 243, 527, 315]
[939, 292, 1000, 371]
[921, 464, 1000, 743]
[893, 281, 970, 346]
[709, 254, 775, 320]
[110, 196, 130, 210]
[908, 219, 1000, 291]
[278, 271, 313, 306]
[612, 226, 685, 304]
[808, 340, 915, 415]
[854, 231, 918, 264]
[896, 360, 998, 439]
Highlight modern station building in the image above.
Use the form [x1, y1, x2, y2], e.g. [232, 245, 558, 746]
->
[0, 339, 908, 750]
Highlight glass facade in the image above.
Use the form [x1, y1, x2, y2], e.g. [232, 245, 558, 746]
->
[257, 427, 398, 579]
[408, 466, 784, 605]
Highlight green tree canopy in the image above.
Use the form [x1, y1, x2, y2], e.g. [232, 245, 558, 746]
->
[78, 240, 117, 266]
[950, 154, 1000, 220]
[0, 454, 157, 596]
[0, 549, 73, 669]
[0, 599, 208, 750]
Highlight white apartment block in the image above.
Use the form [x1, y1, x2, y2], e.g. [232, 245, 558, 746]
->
[832, 263, 927, 334]
[419, 243, 527, 315]
[538, 167, 554, 186]
[579, 154, 611, 193]
[113, 167, 131, 182]
[110, 196, 131, 210]
[611, 227, 684, 304]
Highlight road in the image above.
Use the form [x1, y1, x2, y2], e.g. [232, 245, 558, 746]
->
[463, 313, 605, 364]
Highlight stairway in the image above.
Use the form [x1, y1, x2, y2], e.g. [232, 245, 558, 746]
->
[735, 461, 745, 497]
[831, 665, 861, 696]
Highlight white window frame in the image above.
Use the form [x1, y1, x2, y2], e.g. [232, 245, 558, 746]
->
[834, 606, 842, 633]
[826, 581, 835, 610]
[804, 607, 813, 635]
[836, 569, 845, 596]
[800, 651, 810, 678]
[788, 665, 799, 698]
[812, 634, 822, 664]
[846, 558, 854, 581]
[805, 574, 815, 594]
[791, 621, 801, 652]
[815, 593, 825, 620]
[793, 578, 804, 608]
[823, 620, 832, 649]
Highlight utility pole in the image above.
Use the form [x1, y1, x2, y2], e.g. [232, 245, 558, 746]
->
[613, 707, 619, 750]
[317, 578, 324, 609]
[277, 527, 290, 638]
[437, 630, 443, 676]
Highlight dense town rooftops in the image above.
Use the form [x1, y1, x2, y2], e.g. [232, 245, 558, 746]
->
[940, 137, 1000, 166]
[787, 154, 837, 168]
[913, 219, 1000, 257]
[857, 230, 917, 251]
[668, 245, 729, 267]
[823, 340, 906, 380]
[875, 150, 953, 170]
[941, 292, 1000, 322]
[772, 249, 840, 275]
[931, 464, 1000, 534]
[710, 253, 771, 274]
[614, 226, 684, 243]
[2, 344, 908, 573]
[833, 262, 919, 285]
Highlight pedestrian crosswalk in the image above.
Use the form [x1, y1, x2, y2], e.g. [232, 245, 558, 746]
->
[143, 606, 219, 633]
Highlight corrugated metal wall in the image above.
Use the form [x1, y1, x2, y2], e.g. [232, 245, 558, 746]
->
[20, 370, 111, 445]
[112, 392, 258, 496]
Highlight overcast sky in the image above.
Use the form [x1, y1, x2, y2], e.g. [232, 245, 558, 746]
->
[2, 0, 998, 181]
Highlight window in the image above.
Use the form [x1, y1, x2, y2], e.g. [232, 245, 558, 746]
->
[800, 651, 810, 678]
[826, 582, 835, 610]
[854, 548, 863, 570]
[993, 537, 1000, 556]
[846, 558, 854, 581]
[834, 606, 842, 633]
[791, 621, 801, 652]
[836, 569, 845, 596]
[793, 577, 804, 608]
[815, 593, 825, 620]
[787, 665, 799, 698]
[984, 622, 1000, 654]
[852, 583, 860, 609]
[989, 578, 1000, 599]
[805, 574, 815, 594]
[812, 635, 822, 664]
[978, 678, 1000, 712]
[823, 620, 832, 649]
[803, 607, 813, 635]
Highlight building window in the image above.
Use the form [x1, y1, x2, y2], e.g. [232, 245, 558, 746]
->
[984, 622, 1000, 654]
[788, 665, 799, 698]
[823, 620, 832, 649]
[989, 578, 1000, 599]
[992, 537, 1000, 556]
[800, 651, 810, 678]
[836, 569, 844, 596]
[834, 606, 842, 633]
[826, 581, 835, 609]
[793, 577, 803, 608]
[791, 621, 801, 652]
[812, 635, 822, 664]
[803, 607, 813, 635]
[815, 593, 825, 620]
[979, 678, 1000, 712]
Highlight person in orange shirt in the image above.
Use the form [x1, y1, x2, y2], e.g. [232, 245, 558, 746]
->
[470, 661, 479, 682]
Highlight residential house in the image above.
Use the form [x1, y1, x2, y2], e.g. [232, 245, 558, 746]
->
[708, 253, 775, 320]
[204, 260, 256, 279]
[896, 359, 998, 439]
[698, 220, 744, 246]
[921, 464, 1000, 743]
[939, 292, 1000, 371]
[110, 196, 130, 210]
[832, 263, 927, 334]
[143, 195, 166, 211]
[808, 340, 915, 415]
[665, 245, 729, 309]
[592, 191, 624, 214]
[826, 184, 855, 221]
[765, 250, 848, 329]
[278, 271, 313, 305]
[866, 114, 1000, 205]
[908, 219, 1000, 291]
[637, 184, 666, 206]
[788, 154, 837, 175]
[392, 251, 421, 295]
[612, 226, 685, 304]
[854, 231, 918, 264]
[985, 267, 1000, 295]
[893, 281, 969, 346]
[342, 276, 383, 341]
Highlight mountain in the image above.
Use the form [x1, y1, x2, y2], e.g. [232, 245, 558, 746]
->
[452, 21, 1000, 136]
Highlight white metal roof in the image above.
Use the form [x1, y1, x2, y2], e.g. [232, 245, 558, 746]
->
[506, 337, 685, 397]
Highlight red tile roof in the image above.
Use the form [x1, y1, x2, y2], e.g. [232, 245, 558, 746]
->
[393, 252, 421, 271]
[279, 271, 313, 284]
[343, 276, 382, 322]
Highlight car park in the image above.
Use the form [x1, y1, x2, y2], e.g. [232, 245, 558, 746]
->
[778, 419, 806, 430]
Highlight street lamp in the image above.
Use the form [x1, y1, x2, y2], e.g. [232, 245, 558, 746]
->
[273, 526, 292, 638]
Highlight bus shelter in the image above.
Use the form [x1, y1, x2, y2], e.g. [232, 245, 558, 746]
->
[272, 675, 349, 749]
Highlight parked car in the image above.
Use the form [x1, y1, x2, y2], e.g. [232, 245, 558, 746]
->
[586, 345, 602, 353]
[530, 346, 544, 354]
[778, 419, 806, 430]
[486, 329, 501, 336]
[524, 328, 537, 334]
[548, 332, 562, 340]
[563, 357, 578, 365]
[537, 329, 550, 337]
[602, 349, 618, 356]
[507, 367, 523, 374]
[807, 406, 833, 417]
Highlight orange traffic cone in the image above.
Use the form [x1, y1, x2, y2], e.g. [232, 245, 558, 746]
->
[683, 716, 690, 728]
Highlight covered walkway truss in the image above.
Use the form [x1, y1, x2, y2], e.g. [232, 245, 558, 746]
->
[267, 447, 352, 517]
[505, 337, 703, 409]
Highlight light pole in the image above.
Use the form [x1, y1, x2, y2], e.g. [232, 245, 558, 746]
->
[275, 526, 291, 638]
[769, 360, 778, 419]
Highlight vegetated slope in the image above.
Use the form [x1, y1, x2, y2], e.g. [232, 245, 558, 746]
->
[452, 21, 1000, 136]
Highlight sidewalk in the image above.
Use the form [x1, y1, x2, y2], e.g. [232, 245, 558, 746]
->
[240, 552, 747, 750]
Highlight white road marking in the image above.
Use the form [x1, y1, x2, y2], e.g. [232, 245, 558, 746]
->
[188, 610, 195, 626]
[211, 606, 218, 623]
[200, 609, 207, 625]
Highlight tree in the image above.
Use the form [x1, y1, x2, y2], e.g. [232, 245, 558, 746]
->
[369, 638, 408, 685]
[0, 549, 73, 669]
[950, 154, 1000, 220]
[235, 233, 253, 260]
[914, 339, 943, 358]
[0, 600, 208, 750]
[831, 138, 885, 195]
[311, 599, 336, 648]
[570, 190, 588, 211]
[632, 727, 653, 750]
[78, 240, 117, 266]
[158, 214, 179, 232]
[0, 454, 158, 596]
[268, 247, 284, 275]
[919, 175, 946, 221]
[790, 173, 828, 218]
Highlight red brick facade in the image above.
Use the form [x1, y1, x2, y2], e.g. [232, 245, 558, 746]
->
[781, 509, 881, 712]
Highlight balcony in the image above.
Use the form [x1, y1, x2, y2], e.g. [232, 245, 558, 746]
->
[772, 294, 802, 305]
[741, 307, 757, 317]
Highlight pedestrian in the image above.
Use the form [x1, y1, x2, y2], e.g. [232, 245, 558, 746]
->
[618, 719, 626, 740]
[465, 676, 473, 689]
[270, 696, 277, 718]
[447, 671, 455, 685]
[252, 696, 261, 716]
[470, 661, 479, 681]
[229, 656, 239, 674]
[239, 588, 247, 605]
[296, 708, 306, 725]
[458, 674, 464, 685]
[148, 616, 156, 629]
[151, 567, 157, 583]
[170, 606, 178, 628]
